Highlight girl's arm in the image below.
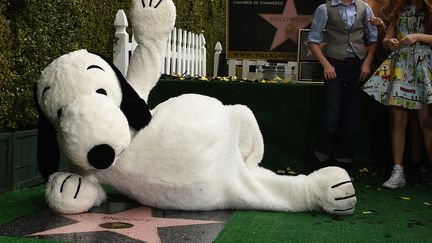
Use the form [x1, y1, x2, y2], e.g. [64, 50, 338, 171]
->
[401, 33, 432, 46]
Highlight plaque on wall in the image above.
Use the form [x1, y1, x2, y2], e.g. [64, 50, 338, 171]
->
[298, 61, 324, 81]
[297, 29, 326, 82]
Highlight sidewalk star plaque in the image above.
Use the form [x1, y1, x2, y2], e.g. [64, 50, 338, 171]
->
[30, 207, 222, 243]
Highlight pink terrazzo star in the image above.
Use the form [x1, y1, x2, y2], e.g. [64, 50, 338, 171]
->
[259, 0, 313, 50]
[30, 207, 222, 243]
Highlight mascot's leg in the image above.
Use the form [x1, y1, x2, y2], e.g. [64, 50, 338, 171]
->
[226, 107, 356, 215]
[265, 166, 355, 215]
[45, 172, 107, 214]
[228, 104, 264, 167]
[227, 165, 356, 215]
[126, 0, 176, 101]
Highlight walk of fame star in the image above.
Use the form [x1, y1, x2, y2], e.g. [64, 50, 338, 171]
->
[30, 207, 222, 243]
[259, 0, 313, 50]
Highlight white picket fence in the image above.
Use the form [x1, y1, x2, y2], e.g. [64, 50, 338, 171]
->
[113, 9, 207, 77]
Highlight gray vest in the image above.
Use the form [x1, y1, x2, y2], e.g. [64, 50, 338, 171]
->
[325, 1, 367, 60]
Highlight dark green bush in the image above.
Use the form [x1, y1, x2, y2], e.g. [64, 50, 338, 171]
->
[0, 1, 16, 131]
[174, 0, 226, 75]
[0, 0, 225, 131]
[0, 0, 132, 131]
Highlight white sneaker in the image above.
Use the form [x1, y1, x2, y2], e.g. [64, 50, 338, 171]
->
[382, 165, 406, 189]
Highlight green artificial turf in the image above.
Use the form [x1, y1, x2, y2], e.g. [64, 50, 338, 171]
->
[0, 237, 63, 243]
[1, 174, 431, 243]
[215, 175, 432, 243]
[0, 186, 46, 226]
[0, 186, 58, 243]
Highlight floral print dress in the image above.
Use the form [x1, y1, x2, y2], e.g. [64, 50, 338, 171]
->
[363, 5, 432, 109]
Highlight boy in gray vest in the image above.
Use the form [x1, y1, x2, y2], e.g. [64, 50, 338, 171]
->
[307, 0, 378, 176]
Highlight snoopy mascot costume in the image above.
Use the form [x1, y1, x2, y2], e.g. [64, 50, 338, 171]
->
[34, 0, 356, 215]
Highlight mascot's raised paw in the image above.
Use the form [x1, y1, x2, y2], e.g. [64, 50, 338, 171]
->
[126, 0, 176, 101]
[309, 167, 356, 215]
[46, 172, 107, 214]
[131, 0, 176, 43]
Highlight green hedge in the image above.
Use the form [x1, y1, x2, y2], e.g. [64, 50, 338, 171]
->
[174, 0, 226, 70]
[0, 1, 15, 132]
[0, 0, 225, 132]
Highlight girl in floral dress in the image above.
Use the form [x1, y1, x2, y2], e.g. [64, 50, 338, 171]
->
[363, 0, 432, 189]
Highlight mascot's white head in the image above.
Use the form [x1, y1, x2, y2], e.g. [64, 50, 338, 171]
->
[34, 50, 152, 178]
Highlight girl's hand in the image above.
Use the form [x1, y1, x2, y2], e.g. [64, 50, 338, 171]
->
[369, 16, 384, 27]
[401, 34, 419, 46]
[388, 38, 401, 51]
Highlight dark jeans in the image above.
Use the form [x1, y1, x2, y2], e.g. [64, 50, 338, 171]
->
[315, 58, 363, 162]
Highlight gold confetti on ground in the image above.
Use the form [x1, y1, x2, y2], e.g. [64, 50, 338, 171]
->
[400, 197, 411, 200]
[358, 168, 370, 173]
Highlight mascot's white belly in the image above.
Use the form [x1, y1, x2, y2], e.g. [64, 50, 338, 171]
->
[96, 94, 255, 210]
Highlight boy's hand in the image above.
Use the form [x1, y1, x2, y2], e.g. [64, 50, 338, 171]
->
[360, 62, 371, 81]
[323, 63, 337, 80]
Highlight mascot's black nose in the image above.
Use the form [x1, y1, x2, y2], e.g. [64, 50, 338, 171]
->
[87, 144, 115, 169]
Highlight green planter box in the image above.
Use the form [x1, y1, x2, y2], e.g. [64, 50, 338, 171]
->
[0, 129, 70, 193]
[0, 133, 12, 193]
[11, 130, 42, 189]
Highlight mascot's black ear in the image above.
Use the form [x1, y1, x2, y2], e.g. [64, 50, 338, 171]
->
[106, 60, 152, 130]
[33, 83, 60, 181]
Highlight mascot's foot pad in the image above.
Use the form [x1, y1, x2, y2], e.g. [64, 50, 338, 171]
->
[0, 201, 233, 243]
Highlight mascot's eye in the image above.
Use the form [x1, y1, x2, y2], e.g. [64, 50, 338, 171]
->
[57, 109, 62, 118]
[96, 89, 107, 96]
[87, 65, 104, 71]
